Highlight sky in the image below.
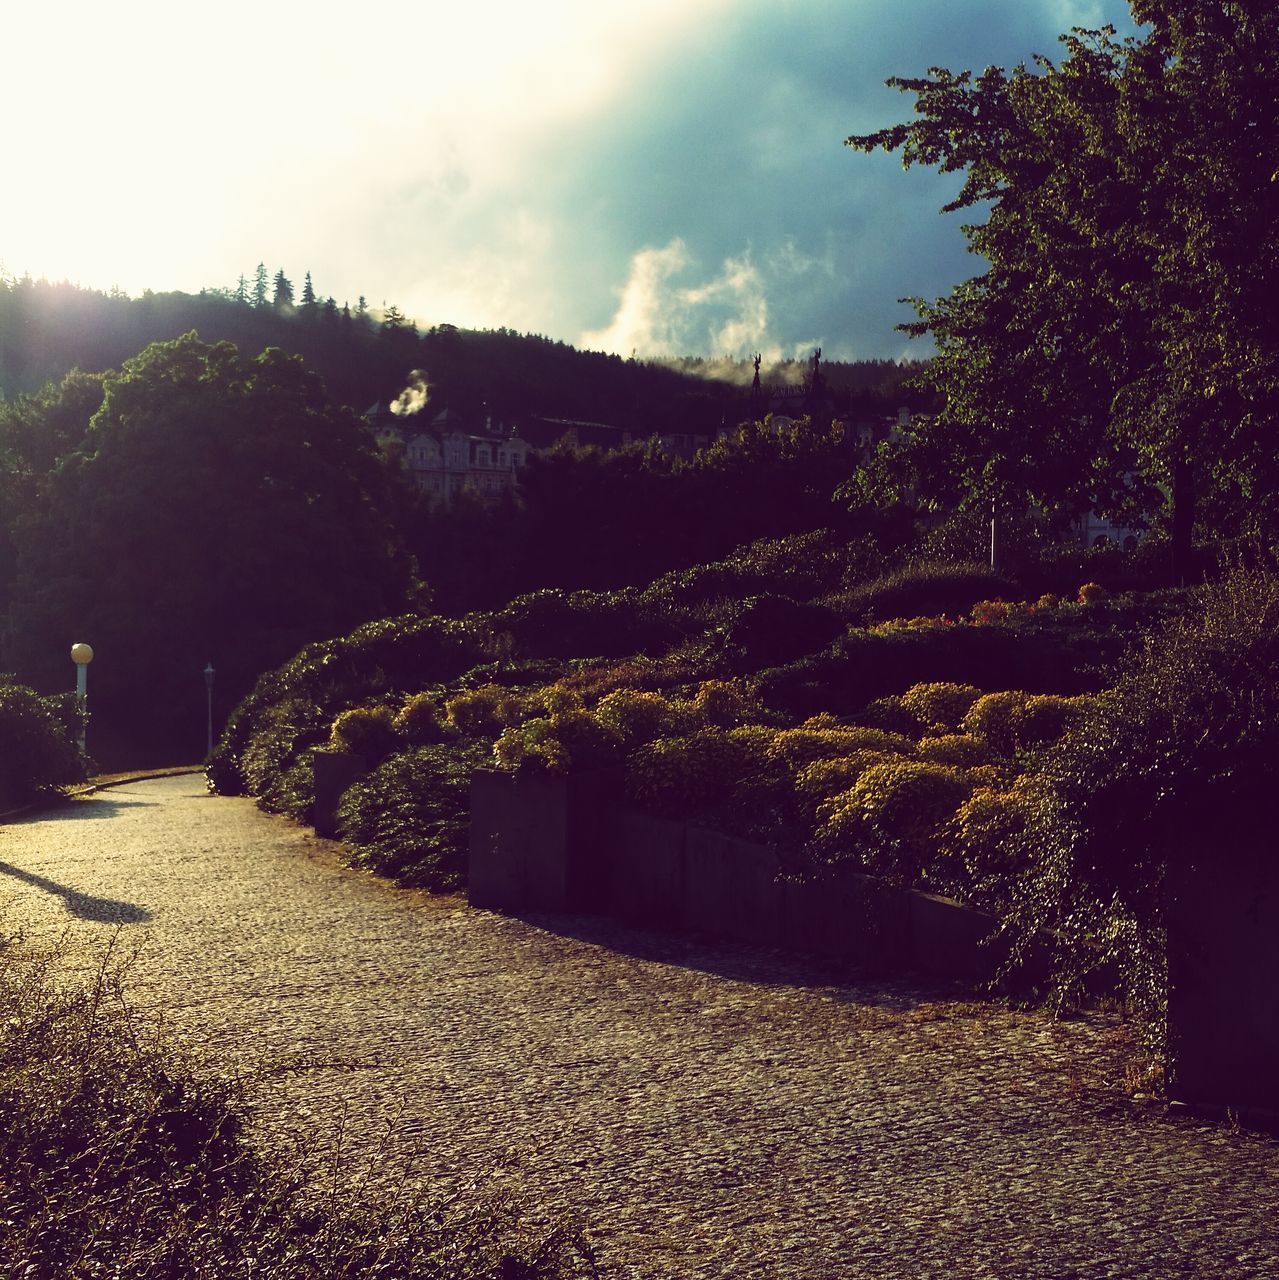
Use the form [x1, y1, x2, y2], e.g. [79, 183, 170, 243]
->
[4, 0, 1138, 362]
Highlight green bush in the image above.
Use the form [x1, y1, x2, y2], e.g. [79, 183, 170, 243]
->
[626, 726, 773, 816]
[0, 683, 85, 805]
[720, 593, 842, 667]
[837, 561, 1016, 626]
[898, 681, 983, 732]
[444, 684, 526, 738]
[1005, 567, 1279, 1028]
[593, 688, 682, 747]
[393, 690, 445, 742]
[817, 758, 973, 882]
[337, 741, 488, 889]
[328, 704, 399, 762]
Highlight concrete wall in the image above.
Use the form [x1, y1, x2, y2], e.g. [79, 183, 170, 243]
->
[1167, 823, 1279, 1121]
[469, 769, 619, 913]
[311, 750, 368, 838]
[469, 772, 1004, 982]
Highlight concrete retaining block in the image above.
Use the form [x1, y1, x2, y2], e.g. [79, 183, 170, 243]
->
[311, 750, 368, 838]
[908, 890, 1002, 981]
[606, 809, 686, 929]
[468, 769, 618, 913]
[780, 866, 910, 969]
[684, 827, 785, 946]
[1167, 829, 1279, 1118]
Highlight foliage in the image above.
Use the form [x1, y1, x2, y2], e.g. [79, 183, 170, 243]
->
[847, 10, 1279, 579]
[208, 614, 490, 798]
[0, 949, 595, 1279]
[816, 759, 973, 882]
[999, 566, 1279, 1026]
[393, 691, 445, 743]
[7, 333, 416, 760]
[328, 705, 399, 763]
[962, 690, 1088, 756]
[592, 689, 684, 748]
[444, 684, 527, 738]
[0, 682, 85, 804]
[835, 561, 1016, 626]
[337, 741, 489, 889]
[897, 682, 984, 733]
[625, 727, 774, 817]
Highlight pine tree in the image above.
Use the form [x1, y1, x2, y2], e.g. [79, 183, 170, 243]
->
[272, 270, 294, 309]
[252, 263, 269, 309]
[234, 275, 249, 305]
[300, 271, 316, 308]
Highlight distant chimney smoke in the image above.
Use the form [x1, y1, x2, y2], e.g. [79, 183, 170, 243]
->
[390, 370, 431, 416]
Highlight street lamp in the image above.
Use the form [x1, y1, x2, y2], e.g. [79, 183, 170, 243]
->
[70, 642, 93, 755]
[203, 662, 215, 759]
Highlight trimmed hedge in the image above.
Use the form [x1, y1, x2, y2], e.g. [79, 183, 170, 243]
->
[0, 682, 85, 806]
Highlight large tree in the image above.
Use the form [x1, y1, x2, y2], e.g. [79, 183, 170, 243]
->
[8, 333, 415, 761]
[848, 3, 1279, 580]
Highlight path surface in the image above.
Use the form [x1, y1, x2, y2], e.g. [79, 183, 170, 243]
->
[2, 775, 1278, 1279]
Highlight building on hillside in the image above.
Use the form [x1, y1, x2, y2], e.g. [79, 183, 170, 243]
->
[365, 402, 533, 505]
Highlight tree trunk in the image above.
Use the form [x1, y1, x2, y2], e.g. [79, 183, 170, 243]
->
[1171, 459, 1196, 587]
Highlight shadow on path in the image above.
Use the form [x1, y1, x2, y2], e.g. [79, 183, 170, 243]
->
[513, 908, 950, 1010]
[12, 794, 159, 824]
[0, 859, 151, 924]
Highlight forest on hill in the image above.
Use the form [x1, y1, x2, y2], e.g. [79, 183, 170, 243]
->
[0, 273, 927, 433]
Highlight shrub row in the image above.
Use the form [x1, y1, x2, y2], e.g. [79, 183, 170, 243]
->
[0, 680, 85, 806]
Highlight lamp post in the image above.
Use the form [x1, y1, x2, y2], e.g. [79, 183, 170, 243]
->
[70, 642, 93, 755]
[203, 662, 215, 760]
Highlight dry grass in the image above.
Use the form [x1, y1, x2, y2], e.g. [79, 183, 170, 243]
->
[0, 937, 597, 1279]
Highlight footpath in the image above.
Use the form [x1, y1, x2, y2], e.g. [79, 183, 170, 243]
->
[1, 774, 1277, 1279]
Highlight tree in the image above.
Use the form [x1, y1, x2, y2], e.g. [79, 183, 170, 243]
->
[847, 4, 1279, 581]
[8, 333, 415, 759]
[272, 270, 295, 309]
[300, 271, 317, 309]
[252, 263, 269, 309]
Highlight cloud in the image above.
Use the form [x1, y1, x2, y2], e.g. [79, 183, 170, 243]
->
[6, 0, 1142, 359]
[582, 241, 790, 360]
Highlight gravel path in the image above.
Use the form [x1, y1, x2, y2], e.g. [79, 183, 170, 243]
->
[3, 775, 1278, 1279]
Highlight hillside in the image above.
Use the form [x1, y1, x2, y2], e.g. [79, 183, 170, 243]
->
[0, 276, 927, 432]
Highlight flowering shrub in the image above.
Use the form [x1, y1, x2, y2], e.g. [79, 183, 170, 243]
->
[1036, 593, 1062, 609]
[969, 598, 1019, 625]
[328, 705, 398, 762]
[1078, 581, 1109, 605]
[444, 684, 526, 737]
[898, 682, 984, 733]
